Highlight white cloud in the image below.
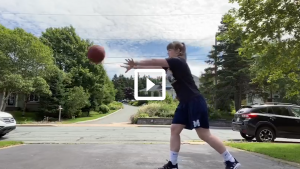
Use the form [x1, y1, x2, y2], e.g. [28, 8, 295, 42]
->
[0, 0, 236, 78]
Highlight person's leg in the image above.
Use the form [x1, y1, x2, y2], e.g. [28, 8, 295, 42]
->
[195, 128, 240, 168]
[169, 124, 185, 165]
[158, 103, 188, 169]
[195, 128, 232, 159]
[190, 95, 241, 168]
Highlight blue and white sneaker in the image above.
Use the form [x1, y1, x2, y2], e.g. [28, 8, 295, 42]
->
[225, 158, 241, 169]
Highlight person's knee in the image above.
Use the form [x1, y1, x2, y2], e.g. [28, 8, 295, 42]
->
[195, 127, 211, 141]
[170, 124, 184, 136]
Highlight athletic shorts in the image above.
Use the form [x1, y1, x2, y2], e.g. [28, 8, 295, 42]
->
[172, 95, 209, 130]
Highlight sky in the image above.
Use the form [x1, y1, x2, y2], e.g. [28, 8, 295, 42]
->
[0, 0, 238, 79]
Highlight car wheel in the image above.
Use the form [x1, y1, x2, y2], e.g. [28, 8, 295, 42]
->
[240, 132, 255, 141]
[255, 126, 276, 142]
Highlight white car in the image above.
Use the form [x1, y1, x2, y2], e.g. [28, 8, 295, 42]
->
[0, 111, 17, 138]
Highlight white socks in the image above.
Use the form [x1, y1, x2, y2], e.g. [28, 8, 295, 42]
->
[170, 151, 179, 165]
[222, 150, 235, 162]
[170, 150, 234, 164]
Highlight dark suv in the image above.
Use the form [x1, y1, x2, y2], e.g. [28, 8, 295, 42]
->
[232, 103, 300, 142]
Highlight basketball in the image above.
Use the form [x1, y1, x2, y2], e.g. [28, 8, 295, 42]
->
[87, 45, 105, 64]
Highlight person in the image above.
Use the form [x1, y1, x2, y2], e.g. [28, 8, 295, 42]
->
[121, 41, 241, 169]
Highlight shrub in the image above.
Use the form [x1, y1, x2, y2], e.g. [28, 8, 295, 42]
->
[130, 100, 148, 106]
[208, 106, 233, 120]
[108, 101, 123, 110]
[99, 105, 110, 113]
[130, 113, 149, 124]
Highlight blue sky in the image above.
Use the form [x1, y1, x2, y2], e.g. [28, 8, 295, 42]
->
[0, 0, 237, 79]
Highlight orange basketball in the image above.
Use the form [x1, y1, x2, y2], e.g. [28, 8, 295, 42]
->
[87, 45, 105, 64]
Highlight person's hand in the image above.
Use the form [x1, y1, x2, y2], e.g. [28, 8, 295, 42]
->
[120, 65, 133, 73]
[124, 58, 135, 67]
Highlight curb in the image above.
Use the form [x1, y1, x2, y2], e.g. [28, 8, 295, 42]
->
[16, 109, 123, 126]
[75, 109, 122, 124]
[17, 124, 55, 127]
[0, 144, 24, 150]
[227, 146, 300, 168]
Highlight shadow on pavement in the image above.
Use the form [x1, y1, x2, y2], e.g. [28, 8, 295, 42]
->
[137, 126, 232, 130]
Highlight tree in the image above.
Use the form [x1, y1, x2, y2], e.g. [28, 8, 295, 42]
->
[229, 0, 300, 98]
[62, 86, 90, 118]
[216, 13, 252, 111]
[40, 26, 115, 114]
[124, 87, 134, 100]
[0, 25, 54, 112]
[38, 67, 70, 118]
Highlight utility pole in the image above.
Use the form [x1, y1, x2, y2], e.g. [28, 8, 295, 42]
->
[214, 33, 218, 109]
[58, 105, 63, 122]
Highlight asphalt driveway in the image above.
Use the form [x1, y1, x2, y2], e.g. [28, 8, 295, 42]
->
[78, 104, 138, 124]
[0, 143, 298, 169]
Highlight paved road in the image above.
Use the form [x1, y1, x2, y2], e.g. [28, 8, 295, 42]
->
[79, 104, 138, 124]
[2, 103, 300, 169]
[4, 126, 300, 144]
[0, 143, 298, 169]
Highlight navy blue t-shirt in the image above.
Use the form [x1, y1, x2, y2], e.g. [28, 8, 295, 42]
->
[164, 57, 200, 103]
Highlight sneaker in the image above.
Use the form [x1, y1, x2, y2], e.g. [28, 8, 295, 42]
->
[158, 161, 178, 169]
[225, 158, 241, 169]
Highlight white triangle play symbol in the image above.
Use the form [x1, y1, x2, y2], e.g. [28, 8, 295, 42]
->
[146, 78, 155, 91]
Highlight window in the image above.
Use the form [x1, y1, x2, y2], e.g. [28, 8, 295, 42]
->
[252, 107, 268, 113]
[270, 107, 291, 116]
[291, 107, 300, 117]
[29, 94, 39, 102]
[7, 94, 15, 106]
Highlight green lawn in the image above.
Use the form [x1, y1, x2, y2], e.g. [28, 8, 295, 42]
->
[226, 142, 300, 163]
[62, 110, 117, 123]
[0, 141, 23, 148]
[9, 109, 119, 124]
[9, 111, 37, 124]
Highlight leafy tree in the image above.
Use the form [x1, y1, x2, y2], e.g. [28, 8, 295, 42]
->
[38, 67, 70, 118]
[229, 0, 300, 98]
[40, 26, 115, 114]
[0, 25, 53, 112]
[216, 13, 252, 111]
[62, 86, 90, 118]
[124, 87, 134, 100]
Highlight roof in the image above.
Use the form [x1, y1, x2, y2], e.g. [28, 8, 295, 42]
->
[192, 75, 200, 83]
[139, 85, 161, 92]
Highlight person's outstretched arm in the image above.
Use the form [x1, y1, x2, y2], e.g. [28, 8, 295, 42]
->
[134, 59, 169, 67]
[133, 66, 163, 69]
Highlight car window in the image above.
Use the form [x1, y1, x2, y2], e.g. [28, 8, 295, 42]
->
[270, 107, 292, 116]
[252, 107, 268, 113]
[237, 108, 251, 113]
[291, 107, 300, 117]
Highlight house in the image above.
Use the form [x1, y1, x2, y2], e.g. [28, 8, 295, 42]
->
[245, 91, 281, 105]
[139, 74, 201, 99]
[0, 93, 40, 112]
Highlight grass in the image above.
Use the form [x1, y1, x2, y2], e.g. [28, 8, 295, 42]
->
[226, 142, 300, 163]
[0, 141, 23, 148]
[9, 109, 120, 124]
[9, 111, 37, 124]
[62, 110, 117, 124]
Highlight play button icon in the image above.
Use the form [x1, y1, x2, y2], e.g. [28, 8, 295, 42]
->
[146, 78, 155, 91]
[134, 69, 166, 100]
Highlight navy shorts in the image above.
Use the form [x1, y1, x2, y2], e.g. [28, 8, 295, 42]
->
[172, 95, 209, 130]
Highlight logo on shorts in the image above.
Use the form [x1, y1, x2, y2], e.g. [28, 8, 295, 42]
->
[193, 119, 200, 127]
